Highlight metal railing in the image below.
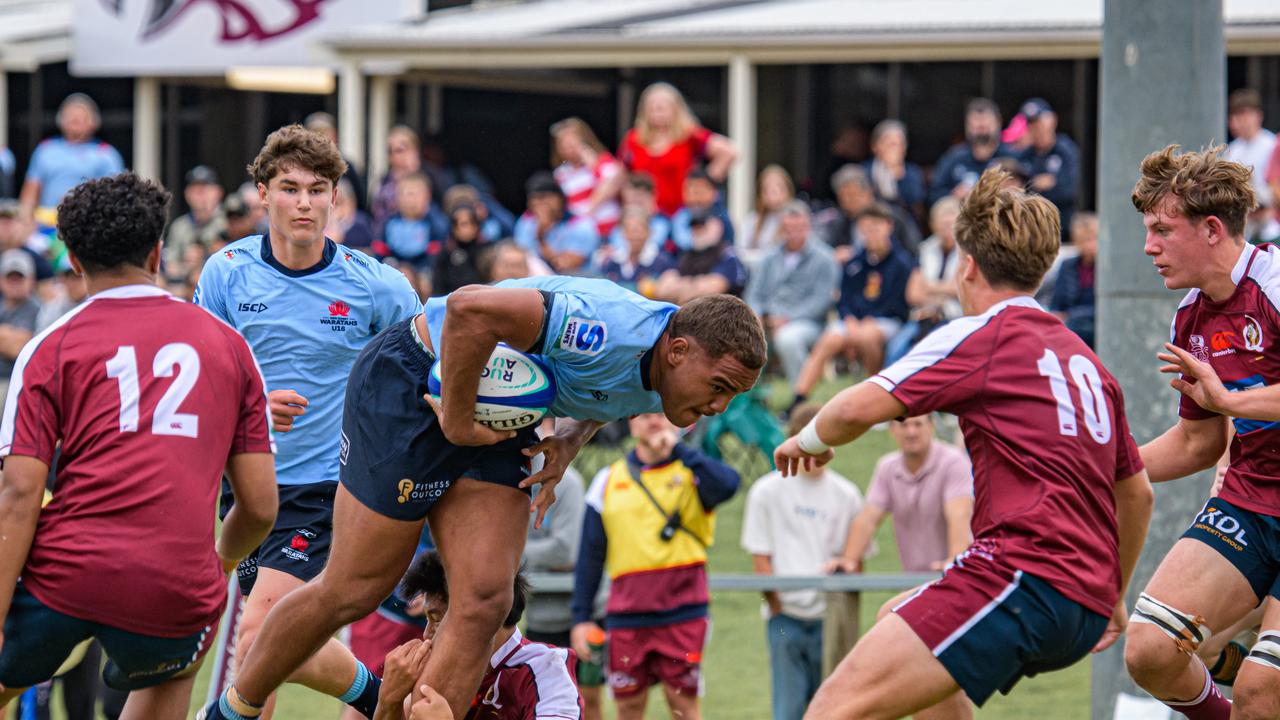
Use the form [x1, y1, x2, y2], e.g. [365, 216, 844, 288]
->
[526, 572, 940, 593]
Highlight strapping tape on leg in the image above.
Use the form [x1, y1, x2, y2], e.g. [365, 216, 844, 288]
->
[1246, 631, 1280, 670]
[1130, 593, 1212, 654]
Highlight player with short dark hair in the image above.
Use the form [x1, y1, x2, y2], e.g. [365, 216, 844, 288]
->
[0, 172, 278, 719]
[372, 552, 580, 720]
[1122, 145, 1280, 720]
[195, 124, 423, 720]
[776, 166, 1154, 719]
[202, 278, 765, 720]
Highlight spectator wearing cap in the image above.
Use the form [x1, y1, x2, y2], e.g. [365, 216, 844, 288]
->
[744, 201, 840, 385]
[164, 165, 226, 275]
[0, 200, 54, 285]
[513, 171, 600, 274]
[305, 111, 367, 211]
[1225, 89, 1277, 206]
[791, 203, 922, 412]
[19, 94, 125, 218]
[863, 120, 926, 226]
[598, 205, 673, 297]
[741, 403, 867, 720]
[0, 146, 13, 199]
[1016, 98, 1080, 241]
[927, 97, 1013, 205]
[0, 249, 41, 402]
[221, 193, 257, 245]
[817, 164, 922, 264]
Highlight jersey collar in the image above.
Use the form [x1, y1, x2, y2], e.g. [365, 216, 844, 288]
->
[1229, 243, 1257, 286]
[90, 284, 172, 301]
[260, 234, 337, 278]
[490, 627, 524, 669]
[981, 295, 1043, 318]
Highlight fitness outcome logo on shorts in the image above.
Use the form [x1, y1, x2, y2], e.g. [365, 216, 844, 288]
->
[1194, 505, 1249, 550]
[559, 316, 606, 356]
[397, 478, 448, 505]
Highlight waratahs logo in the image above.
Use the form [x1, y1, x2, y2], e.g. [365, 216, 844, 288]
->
[100, 0, 330, 42]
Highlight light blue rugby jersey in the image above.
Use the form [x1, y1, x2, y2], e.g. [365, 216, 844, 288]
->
[423, 276, 676, 422]
[195, 235, 422, 485]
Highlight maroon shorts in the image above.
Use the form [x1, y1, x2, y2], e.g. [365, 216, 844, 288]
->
[607, 618, 707, 698]
[348, 611, 425, 676]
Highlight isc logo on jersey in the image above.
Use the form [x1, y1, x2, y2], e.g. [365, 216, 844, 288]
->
[559, 316, 606, 356]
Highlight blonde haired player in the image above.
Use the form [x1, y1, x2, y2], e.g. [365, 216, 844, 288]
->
[777, 166, 1154, 719]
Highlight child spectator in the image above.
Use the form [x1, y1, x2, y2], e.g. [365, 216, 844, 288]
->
[598, 206, 673, 297]
[513, 172, 600, 274]
[606, 172, 671, 254]
[430, 203, 488, 296]
[378, 172, 445, 295]
[669, 167, 735, 252]
[552, 117, 626, 237]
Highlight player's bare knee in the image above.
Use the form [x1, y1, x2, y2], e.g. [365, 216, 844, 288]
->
[1124, 625, 1191, 687]
[1231, 688, 1280, 720]
[450, 582, 514, 629]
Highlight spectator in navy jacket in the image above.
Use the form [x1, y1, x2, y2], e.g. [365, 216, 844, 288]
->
[1050, 212, 1097, 348]
[928, 98, 1012, 205]
[864, 120, 926, 227]
[1017, 98, 1080, 242]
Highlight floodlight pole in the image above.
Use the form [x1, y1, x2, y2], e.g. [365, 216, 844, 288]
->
[1092, 1, 1224, 718]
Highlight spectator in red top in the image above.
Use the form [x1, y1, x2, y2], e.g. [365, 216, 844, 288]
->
[552, 118, 626, 237]
[618, 83, 737, 216]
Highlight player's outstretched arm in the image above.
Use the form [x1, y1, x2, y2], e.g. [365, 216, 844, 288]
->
[1093, 469, 1155, 653]
[0, 455, 48, 661]
[774, 382, 908, 476]
[1139, 415, 1229, 484]
[438, 285, 547, 446]
[217, 453, 278, 573]
[1160, 342, 1280, 421]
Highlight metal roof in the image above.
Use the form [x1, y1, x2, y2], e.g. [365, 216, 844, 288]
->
[0, 0, 73, 71]
[324, 0, 1280, 68]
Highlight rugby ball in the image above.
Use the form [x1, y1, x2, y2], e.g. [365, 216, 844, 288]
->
[427, 343, 556, 431]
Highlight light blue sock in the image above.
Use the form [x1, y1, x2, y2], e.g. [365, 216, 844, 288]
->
[339, 661, 372, 704]
[217, 691, 259, 720]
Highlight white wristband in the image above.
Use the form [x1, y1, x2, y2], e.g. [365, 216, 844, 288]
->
[796, 418, 831, 455]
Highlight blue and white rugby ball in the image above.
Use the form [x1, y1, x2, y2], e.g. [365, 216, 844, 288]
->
[427, 343, 556, 430]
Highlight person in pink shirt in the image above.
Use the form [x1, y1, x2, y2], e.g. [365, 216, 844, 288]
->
[828, 414, 973, 574]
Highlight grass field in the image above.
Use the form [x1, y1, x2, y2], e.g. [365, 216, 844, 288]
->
[52, 378, 1089, 719]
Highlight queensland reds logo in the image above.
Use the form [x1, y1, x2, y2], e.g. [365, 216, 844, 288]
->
[99, 0, 330, 42]
[1243, 314, 1265, 352]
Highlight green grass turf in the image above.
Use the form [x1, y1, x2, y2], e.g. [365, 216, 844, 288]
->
[56, 377, 1089, 719]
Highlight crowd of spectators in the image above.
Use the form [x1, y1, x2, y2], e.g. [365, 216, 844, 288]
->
[4, 80, 1279, 720]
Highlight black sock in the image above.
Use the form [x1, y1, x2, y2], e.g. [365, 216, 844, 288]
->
[345, 669, 381, 719]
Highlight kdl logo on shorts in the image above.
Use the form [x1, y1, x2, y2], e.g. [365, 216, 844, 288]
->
[1196, 505, 1249, 548]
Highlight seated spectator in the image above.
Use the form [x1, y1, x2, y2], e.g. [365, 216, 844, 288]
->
[669, 167, 735, 252]
[372, 125, 424, 231]
[221, 193, 258, 245]
[791, 203, 921, 409]
[375, 553, 580, 720]
[0, 200, 54, 284]
[164, 165, 226, 276]
[740, 403, 866, 720]
[913, 196, 964, 330]
[818, 164, 921, 263]
[598, 205, 673, 296]
[606, 172, 671, 255]
[431, 203, 488, 296]
[743, 201, 839, 385]
[927, 97, 1013, 205]
[1050, 212, 1098, 348]
[864, 120, 926, 225]
[305, 111, 367, 211]
[480, 239, 552, 284]
[36, 262, 88, 332]
[1226, 88, 1276, 207]
[572, 413, 739, 720]
[513, 172, 600, 274]
[652, 207, 748, 304]
[552, 117, 625, 237]
[237, 180, 269, 235]
[442, 183, 515, 243]
[828, 414, 973, 573]
[1017, 98, 1080, 241]
[739, 164, 795, 265]
[377, 172, 446, 294]
[0, 249, 41, 404]
[327, 179, 375, 252]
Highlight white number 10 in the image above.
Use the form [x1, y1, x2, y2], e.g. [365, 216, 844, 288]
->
[105, 343, 201, 438]
[1036, 348, 1112, 444]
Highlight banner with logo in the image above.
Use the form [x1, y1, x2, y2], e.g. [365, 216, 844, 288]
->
[72, 0, 410, 76]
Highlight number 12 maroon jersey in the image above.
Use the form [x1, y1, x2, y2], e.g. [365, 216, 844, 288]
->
[0, 285, 273, 637]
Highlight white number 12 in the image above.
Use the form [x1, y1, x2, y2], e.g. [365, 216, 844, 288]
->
[105, 343, 201, 438]
[1036, 348, 1112, 444]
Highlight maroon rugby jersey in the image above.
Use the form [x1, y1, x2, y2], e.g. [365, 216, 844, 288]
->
[1170, 244, 1280, 516]
[0, 285, 273, 637]
[870, 296, 1144, 618]
[466, 629, 582, 720]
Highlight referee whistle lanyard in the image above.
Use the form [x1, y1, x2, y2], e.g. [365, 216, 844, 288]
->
[625, 455, 708, 548]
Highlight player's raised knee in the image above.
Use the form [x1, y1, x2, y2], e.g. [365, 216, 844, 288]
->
[1124, 623, 1191, 687]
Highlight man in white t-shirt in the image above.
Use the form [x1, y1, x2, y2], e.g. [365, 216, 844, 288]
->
[741, 404, 865, 720]
[1224, 88, 1276, 203]
[829, 413, 973, 574]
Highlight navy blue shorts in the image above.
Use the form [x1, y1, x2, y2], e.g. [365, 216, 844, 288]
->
[894, 553, 1107, 706]
[0, 581, 215, 691]
[220, 481, 337, 596]
[1182, 496, 1280, 602]
[339, 318, 538, 522]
